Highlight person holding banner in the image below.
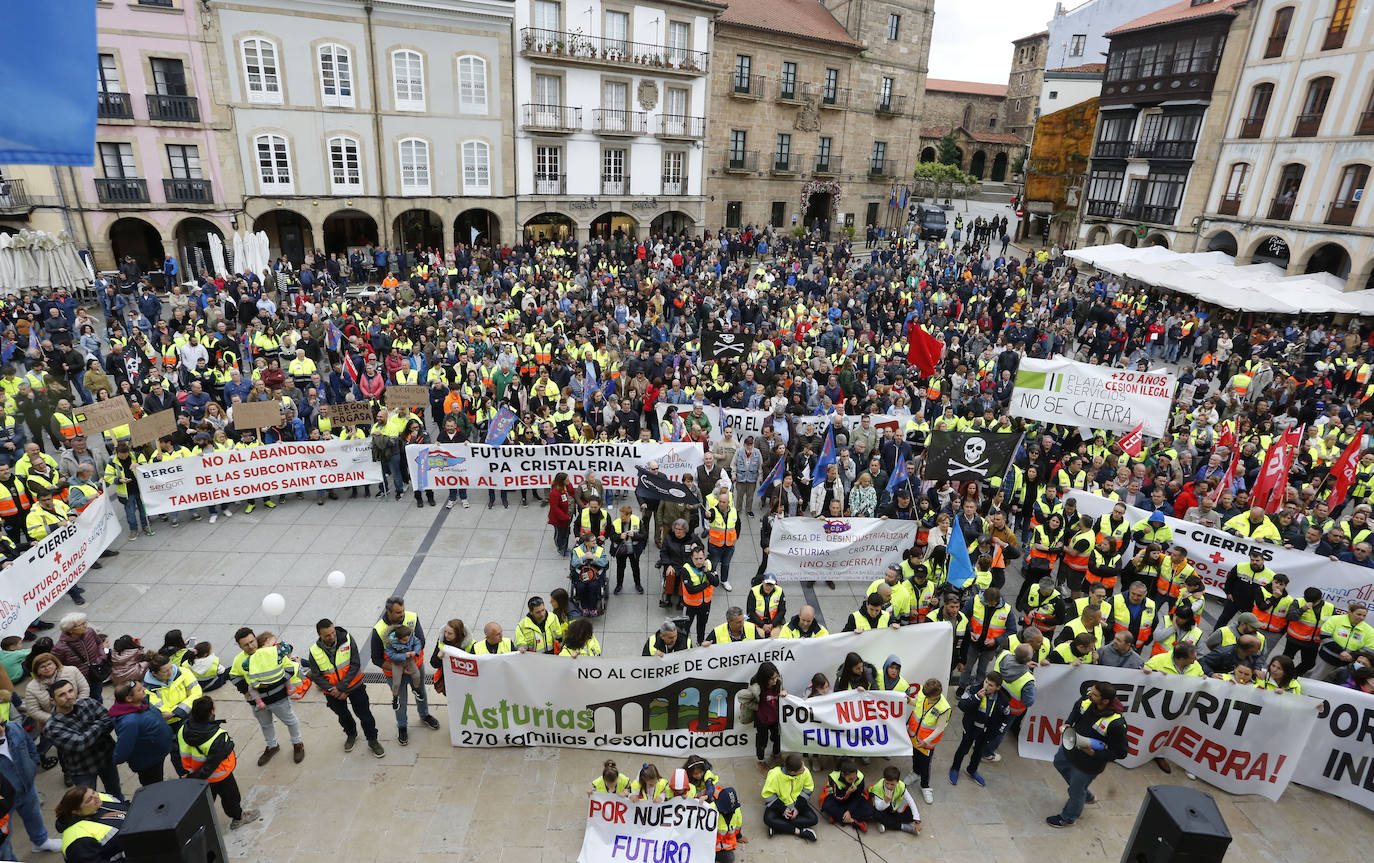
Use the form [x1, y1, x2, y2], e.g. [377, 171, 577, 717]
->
[1045, 681, 1128, 829]
[760, 753, 818, 842]
[738, 661, 784, 765]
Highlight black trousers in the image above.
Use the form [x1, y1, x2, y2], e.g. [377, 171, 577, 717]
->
[210, 774, 244, 820]
[950, 728, 992, 774]
[763, 799, 818, 834]
[615, 551, 642, 589]
[135, 764, 165, 786]
[685, 602, 711, 645]
[324, 684, 379, 741]
[754, 719, 779, 761]
[1283, 639, 1320, 677]
[910, 748, 933, 789]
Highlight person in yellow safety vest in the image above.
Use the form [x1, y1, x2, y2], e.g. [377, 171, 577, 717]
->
[868, 565, 915, 623]
[1050, 632, 1098, 665]
[1111, 582, 1158, 650]
[704, 607, 759, 645]
[713, 786, 749, 858]
[1142, 641, 1204, 774]
[1084, 538, 1122, 598]
[174, 697, 260, 829]
[1155, 546, 1195, 605]
[588, 759, 632, 795]
[609, 504, 645, 595]
[65, 464, 102, 513]
[1227, 370, 1252, 401]
[302, 619, 385, 758]
[1217, 548, 1276, 630]
[143, 653, 202, 748]
[578, 497, 609, 538]
[55, 787, 130, 858]
[1223, 506, 1281, 544]
[1060, 517, 1096, 594]
[1056, 604, 1106, 651]
[760, 753, 819, 841]
[367, 596, 440, 743]
[904, 678, 950, 804]
[706, 482, 740, 591]
[515, 595, 562, 654]
[747, 574, 786, 636]
[1132, 510, 1173, 548]
[229, 626, 305, 765]
[51, 398, 82, 443]
[1018, 574, 1065, 635]
[777, 605, 830, 639]
[1095, 504, 1131, 553]
[845, 593, 898, 632]
[23, 488, 92, 603]
[982, 643, 1038, 762]
[469, 622, 515, 654]
[1316, 601, 1374, 677]
[1045, 682, 1128, 827]
[961, 587, 1015, 686]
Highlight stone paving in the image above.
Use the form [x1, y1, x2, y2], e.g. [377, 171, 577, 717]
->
[13, 489, 1372, 862]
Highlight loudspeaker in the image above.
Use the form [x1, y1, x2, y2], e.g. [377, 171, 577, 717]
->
[1120, 786, 1231, 863]
[121, 778, 229, 863]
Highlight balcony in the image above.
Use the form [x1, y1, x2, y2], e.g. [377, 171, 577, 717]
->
[1141, 204, 1176, 224]
[1327, 202, 1359, 227]
[730, 75, 764, 99]
[1268, 197, 1295, 221]
[1094, 140, 1133, 158]
[95, 178, 149, 204]
[661, 175, 688, 196]
[1359, 111, 1374, 136]
[601, 175, 629, 195]
[875, 94, 906, 115]
[1138, 139, 1197, 160]
[1322, 26, 1347, 51]
[653, 114, 705, 139]
[869, 160, 894, 179]
[522, 103, 581, 133]
[776, 81, 805, 102]
[146, 93, 200, 122]
[1293, 113, 1322, 137]
[533, 174, 566, 195]
[518, 28, 707, 74]
[593, 109, 646, 136]
[771, 152, 804, 174]
[1264, 35, 1286, 58]
[136, 0, 175, 6]
[1239, 116, 1265, 139]
[163, 178, 213, 204]
[97, 91, 133, 120]
[1101, 71, 1217, 106]
[0, 178, 31, 214]
[820, 87, 849, 109]
[1120, 201, 1143, 221]
[1218, 194, 1242, 216]
[1084, 199, 1119, 218]
[724, 151, 758, 173]
[813, 155, 841, 175]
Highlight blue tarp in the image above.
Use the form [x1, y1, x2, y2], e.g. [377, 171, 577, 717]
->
[0, 1, 96, 165]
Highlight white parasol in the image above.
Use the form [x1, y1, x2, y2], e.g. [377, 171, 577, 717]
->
[232, 231, 245, 276]
[254, 230, 270, 275]
[209, 232, 228, 279]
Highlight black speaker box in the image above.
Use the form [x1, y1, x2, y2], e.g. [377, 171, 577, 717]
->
[121, 778, 229, 863]
[1121, 785, 1231, 863]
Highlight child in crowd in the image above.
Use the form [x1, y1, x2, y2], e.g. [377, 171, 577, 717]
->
[631, 763, 668, 801]
[0, 636, 30, 685]
[384, 624, 423, 709]
[589, 759, 630, 795]
[110, 635, 148, 685]
[189, 641, 228, 691]
[869, 765, 920, 835]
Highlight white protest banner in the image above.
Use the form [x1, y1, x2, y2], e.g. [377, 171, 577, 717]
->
[405, 441, 704, 492]
[654, 405, 904, 446]
[135, 439, 381, 515]
[1292, 679, 1374, 812]
[442, 627, 951, 757]
[1011, 357, 1175, 437]
[1018, 665, 1318, 801]
[1068, 491, 1374, 610]
[0, 494, 119, 640]
[779, 690, 910, 756]
[579, 793, 717, 863]
[768, 517, 921, 582]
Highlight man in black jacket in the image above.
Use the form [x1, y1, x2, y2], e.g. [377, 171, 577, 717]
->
[947, 671, 1009, 788]
[1047, 681, 1128, 828]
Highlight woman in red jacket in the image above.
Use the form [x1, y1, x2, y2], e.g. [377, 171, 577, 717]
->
[549, 472, 573, 556]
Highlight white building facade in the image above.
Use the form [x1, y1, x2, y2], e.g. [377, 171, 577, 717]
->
[513, 0, 716, 241]
[1044, 0, 1178, 72]
[1198, 0, 1373, 291]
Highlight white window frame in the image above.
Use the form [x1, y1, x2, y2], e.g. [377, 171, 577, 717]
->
[318, 43, 355, 108]
[391, 49, 425, 112]
[398, 137, 431, 195]
[462, 139, 491, 196]
[328, 135, 363, 194]
[241, 37, 283, 105]
[254, 133, 293, 193]
[457, 55, 488, 114]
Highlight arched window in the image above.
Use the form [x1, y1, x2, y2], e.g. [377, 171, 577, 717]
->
[1240, 83, 1273, 137]
[462, 140, 491, 195]
[1295, 76, 1334, 136]
[254, 133, 292, 193]
[318, 44, 354, 108]
[241, 37, 282, 104]
[457, 56, 488, 113]
[961, 104, 972, 128]
[398, 137, 430, 195]
[328, 135, 362, 193]
[392, 50, 425, 111]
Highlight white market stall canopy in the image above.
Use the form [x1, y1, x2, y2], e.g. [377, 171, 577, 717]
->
[1065, 243, 1374, 315]
[0, 229, 94, 296]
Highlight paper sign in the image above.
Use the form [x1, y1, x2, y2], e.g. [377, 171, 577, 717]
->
[129, 409, 177, 447]
[232, 400, 284, 429]
[75, 399, 134, 435]
[386, 385, 430, 409]
[323, 402, 374, 427]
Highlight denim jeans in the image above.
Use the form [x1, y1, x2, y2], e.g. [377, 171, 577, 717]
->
[446, 488, 468, 503]
[9, 780, 51, 845]
[395, 673, 431, 729]
[387, 451, 406, 493]
[708, 543, 735, 584]
[1053, 747, 1097, 824]
[254, 698, 302, 747]
[72, 756, 124, 801]
[122, 495, 150, 531]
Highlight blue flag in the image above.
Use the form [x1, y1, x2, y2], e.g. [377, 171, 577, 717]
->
[326, 320, 343, 353]
[886, 456, 908, 497]
[485, 405, 518, 446]
[758, 453, 786, 499]
[814, 426, 837, 477]
[945, 521, 976, 589]
[0, 1, 96, 166]
[28, 326, 39, 353]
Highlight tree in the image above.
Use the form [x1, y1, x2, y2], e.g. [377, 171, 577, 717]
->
[1013, 150, 1027, 175]
[912, 162, 975, 200]
[937, 132, 961, 166]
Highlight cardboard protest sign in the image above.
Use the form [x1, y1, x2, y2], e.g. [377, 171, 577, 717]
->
[323, 402, 373, 427]
[75, 399, 134, 435]
[386, 385, 429, 409]
[129, 409, 177, 447]
[232, 400, 283, 429]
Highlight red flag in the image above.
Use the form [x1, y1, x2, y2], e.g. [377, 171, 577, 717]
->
[1209, 450, 1240, 504]
[1326, 425, 1366, 510]
[1251, 425, 1303, 513]
[1117, 422, 1144, 458]
[1217, 424, 1236, 452]
[906, 322, 944, 378]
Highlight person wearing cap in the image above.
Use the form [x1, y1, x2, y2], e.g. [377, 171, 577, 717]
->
[880, 485, 918, 519]
[57, 433, 109, 482]
[712, 785, 749, 861]
[1215, 548, 1276, 630]
[746, 575, 785, 637]
[1205, 611, 1268, 655]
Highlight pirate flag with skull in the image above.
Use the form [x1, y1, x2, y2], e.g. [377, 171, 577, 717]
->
[702, 331, 753, 364]
[923, 430, 1019, 483]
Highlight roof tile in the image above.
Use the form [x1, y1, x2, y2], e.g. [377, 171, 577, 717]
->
[1106, 0, 1248, 37]
[717, 0, 861, 48]
[924, 78, 1008, 98]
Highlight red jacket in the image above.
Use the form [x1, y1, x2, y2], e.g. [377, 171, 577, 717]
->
[548, 486, 571, 528]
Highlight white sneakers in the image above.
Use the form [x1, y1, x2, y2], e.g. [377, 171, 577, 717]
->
[721, 581, 733, 591]
[921, 787, 934, 804]
[445, 500, 455, 510]
[209, 514, 218, 524]
[37, 838, 63, 852]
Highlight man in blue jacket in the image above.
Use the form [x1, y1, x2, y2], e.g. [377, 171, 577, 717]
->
[0, 710, 64, 852]
[110, 680, 175, 786]
[1046, 681, 1129, 828]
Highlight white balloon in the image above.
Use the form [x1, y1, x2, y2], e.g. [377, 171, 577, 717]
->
[261, 593, 286, 617]
[326, 570, 346, 589]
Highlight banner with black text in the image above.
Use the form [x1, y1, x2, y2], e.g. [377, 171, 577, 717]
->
[1011, 357, 1175, 436]
[406, 442, 704, 492]
[579, 793, 717, 863]
[769, 517, 922, 582]
[0, 494, 119, 640]
[1293, 679, 1374, 812]
[779, 690, 910, 756]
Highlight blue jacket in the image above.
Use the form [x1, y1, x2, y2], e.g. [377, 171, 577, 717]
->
[0, 718, 40, 792]
[110, 698, 174, 771]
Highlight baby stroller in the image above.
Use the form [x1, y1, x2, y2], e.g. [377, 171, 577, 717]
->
[570, 548, 610, 617]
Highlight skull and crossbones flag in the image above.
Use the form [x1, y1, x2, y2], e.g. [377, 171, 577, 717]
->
[702, 331, 753, 363]
[923, 430, 1019, 483]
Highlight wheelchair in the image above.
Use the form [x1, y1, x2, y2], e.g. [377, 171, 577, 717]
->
[570, 560, 610, 617]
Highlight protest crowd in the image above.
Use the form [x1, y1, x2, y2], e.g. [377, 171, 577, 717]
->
[2, 211, 1374, 858]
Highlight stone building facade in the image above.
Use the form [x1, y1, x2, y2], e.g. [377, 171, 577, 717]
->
[1004, 31, 1049, 142]
[915, 79, 1021, 181]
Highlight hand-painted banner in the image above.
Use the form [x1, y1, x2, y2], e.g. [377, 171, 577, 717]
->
[1068, 492, 1374, 611]
[135, 439, 382, 515]
[1011, 357, 1175, 437]
[441, 626, 952, 757]
[1018, 664, 1318, 801]
[0, 493, 119, 640]
[579, 793, 717, 863]
[405, 442, 704, 491]
[654, 405, 903, 446]
[769, 517, 922, 582]
[1292, 679, 1374, 812]
[779, 690, 910, 756]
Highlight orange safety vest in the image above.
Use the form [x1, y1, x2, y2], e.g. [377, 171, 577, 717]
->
[1285, 601, 1328, 642]
[0, 482, 30, 517]
[178, 730, 237, 783]
[707, 500, 738, 547]
[1156, 559, 1193, 601]
[309, 638, 364, 689]
[679, 563, 714, 607]
[1111, 594, 1157, 649]
[907, 694, 951, 751]
[967, 596, 1010, 644]
[1062, 530, 1093, 573]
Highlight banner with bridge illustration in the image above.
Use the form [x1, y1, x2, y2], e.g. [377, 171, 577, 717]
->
[441, 626, 952, 757]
